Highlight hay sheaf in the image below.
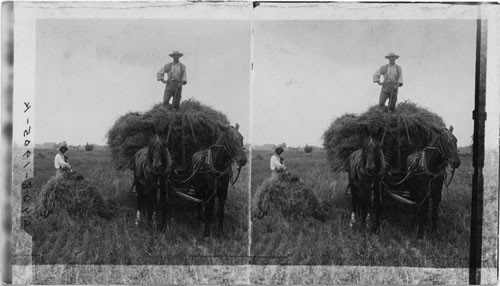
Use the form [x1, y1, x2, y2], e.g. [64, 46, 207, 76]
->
[107, 99, 229, 170]
[322, 101, 446, 172]
[33, 172, 114, 220]
[252, 173, 328, 221]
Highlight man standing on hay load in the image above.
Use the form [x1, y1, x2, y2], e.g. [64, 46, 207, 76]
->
[157, 50, 187, 110]
[54, 141, 72, 178]
[270, 144, 287, 179]
[373, 52, 403, 111]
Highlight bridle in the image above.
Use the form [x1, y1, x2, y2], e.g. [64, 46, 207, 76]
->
[361, 137, 385, 178]
[422, 129, 457, 186]
[147, 135, 172, 177]
[179, 132, 245, 186]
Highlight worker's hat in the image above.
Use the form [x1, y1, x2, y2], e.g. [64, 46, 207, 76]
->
[58, 141, 68, 152]
[169, 50, 183, 58]
[385, 52, 400, 59]
[275, 143, 286, 153]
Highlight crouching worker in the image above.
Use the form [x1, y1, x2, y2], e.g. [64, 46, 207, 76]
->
[54, 141, 72, 178]
[270, 144, 287, 179]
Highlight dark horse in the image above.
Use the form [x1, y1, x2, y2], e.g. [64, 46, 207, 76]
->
[405, 126, 461, 239]
[347, 135, 386, 231]
[132, 126, 173, 230]
[190, 123, 247, 237]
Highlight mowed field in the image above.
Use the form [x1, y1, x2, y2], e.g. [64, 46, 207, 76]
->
[250, 149, 473, 267]
[23, 148, 250, 265]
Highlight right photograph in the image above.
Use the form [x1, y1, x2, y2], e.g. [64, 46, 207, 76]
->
[250, 18, 477, 267]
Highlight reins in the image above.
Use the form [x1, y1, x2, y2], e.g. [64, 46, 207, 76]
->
[384, 129, 456, 206]
[231, 166, 242, 185]
[176, 143, 241, 185]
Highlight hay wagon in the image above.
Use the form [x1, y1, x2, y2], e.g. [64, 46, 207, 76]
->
[379, 114, 419, 205]
[163, 110, 206, 203]
[323, 102, 447, 206]
[108, 100, 233, 204]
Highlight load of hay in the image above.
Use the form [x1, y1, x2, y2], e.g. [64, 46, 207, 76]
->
[322, 101, 446, 172]
[32, 172, 114, 220]
[252, 172, 328, 221]
[107, 99, 229, 170]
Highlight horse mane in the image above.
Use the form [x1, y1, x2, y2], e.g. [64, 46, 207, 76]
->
[216, 126, 242, 159]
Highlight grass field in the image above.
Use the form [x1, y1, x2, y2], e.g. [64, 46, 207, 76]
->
[23, 148, 249, 265]
[21, 147, 480, 267]
[250, 149, 474, 267]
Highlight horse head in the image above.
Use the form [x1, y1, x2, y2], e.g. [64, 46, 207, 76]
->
[362, 127, 386, 176]
[148, 125, 172, 175]
[217, 123, 248, 167]
[433, 125, 461, 169]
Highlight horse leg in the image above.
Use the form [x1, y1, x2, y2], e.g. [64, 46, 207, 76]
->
[430, 179, 443, 234]
[146, 188, 155, 222]
[203, 182, 215, 237]
[372, 180, 382, 232]
[136, 184, 144, 225]
[159, 177, 168, 232]
[216, 179, 229, 234]
[417, 199, 429, 239]
[359, 182, 370, 227]
[204, 197, 215, 237]
[198, 202, 205, 222]
[349, 183, 357, 227]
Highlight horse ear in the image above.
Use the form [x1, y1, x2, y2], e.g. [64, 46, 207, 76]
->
[234, 123, 239, 131]
[449, 125, 454, 133]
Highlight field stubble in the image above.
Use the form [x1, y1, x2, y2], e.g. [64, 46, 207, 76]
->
[251, 149, 473, 267]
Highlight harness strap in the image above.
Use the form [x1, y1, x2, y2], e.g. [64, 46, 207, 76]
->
[165, 109, 176, 144]
[445, 168, 456, 189]
[186, 114, 198, 145]
[402, 116, 412, 147]
[231, 166, 242, 185]
[380, 113, 390, 146]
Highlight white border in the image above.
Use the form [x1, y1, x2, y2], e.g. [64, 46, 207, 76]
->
[10, 2, 499, 285]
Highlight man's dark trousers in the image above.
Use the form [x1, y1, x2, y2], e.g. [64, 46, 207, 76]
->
[379, 82, 398, 111]
[163, 81, 182, 109]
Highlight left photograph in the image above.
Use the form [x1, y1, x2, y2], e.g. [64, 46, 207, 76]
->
[20, 17, 251, 265]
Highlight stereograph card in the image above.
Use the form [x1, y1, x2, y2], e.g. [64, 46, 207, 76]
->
[1, 1, 499, 285]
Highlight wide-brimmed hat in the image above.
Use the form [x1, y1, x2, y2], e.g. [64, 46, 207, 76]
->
[169, 50, 183, 58]
[58, 141, 68, 151]
[385, 52, 399, 59]
[274, 143, 286, 153]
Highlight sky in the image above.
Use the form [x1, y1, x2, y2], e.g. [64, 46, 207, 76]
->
[35, 19, 251, 146]
[253, 19, 477, 147]
[34, 18, 478, 148]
